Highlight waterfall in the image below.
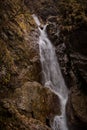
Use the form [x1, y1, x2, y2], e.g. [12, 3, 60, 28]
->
[33, 14, 68, 130]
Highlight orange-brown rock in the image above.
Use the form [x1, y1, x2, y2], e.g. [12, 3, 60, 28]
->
[1, 82, 60, 123]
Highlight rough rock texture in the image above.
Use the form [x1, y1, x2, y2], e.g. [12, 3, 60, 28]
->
[25, 0, 87, 88]
[0, 0, 40, 98]
[24, 0, 58, 21]
[0, 0, 61, 129]
[25, 0, 87, 129]
[66, 86, 87, 130]
[9, 82, 60, 123]
[0, 0, 87, 129]
[0, 106, 51, 130]
[0, 81, 60, 130]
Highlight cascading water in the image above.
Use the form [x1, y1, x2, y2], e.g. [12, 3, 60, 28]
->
[33, 14, 69, 130]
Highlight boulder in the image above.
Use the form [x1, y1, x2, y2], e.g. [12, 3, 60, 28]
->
[0, 82, 61, 128]
[10, 82, 60, 123]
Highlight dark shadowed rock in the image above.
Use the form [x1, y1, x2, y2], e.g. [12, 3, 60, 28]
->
[0, 0, 87, 129]
[25, 0, 87, 128]
[66, 86, 87, 130]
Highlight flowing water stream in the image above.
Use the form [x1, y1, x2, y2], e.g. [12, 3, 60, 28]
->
[33, 14, 69, 130]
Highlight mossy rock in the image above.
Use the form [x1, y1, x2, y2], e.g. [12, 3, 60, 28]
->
[1, 82, 61, 125]
[0, 0, 40, 96]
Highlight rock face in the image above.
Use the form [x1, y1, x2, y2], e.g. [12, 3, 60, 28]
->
[10, 82, 60, 123]
[25, 0, 87, 129]
[24, 0, 58, 21]
[0, 0, 40, 98]
[0, 0, 61, 129]
[0, 109, 51, 130]
[0, 0, 87, 130]
[0, 81, 60, 130]
[66, 86, 87, 130]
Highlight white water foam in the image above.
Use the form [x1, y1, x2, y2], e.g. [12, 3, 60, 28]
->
[33, 14, 68, 130]
[32, 14, 41, 26]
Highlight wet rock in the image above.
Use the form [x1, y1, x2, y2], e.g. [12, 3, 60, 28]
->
[68, 29, 87, 92]
[66, 86, 87, 130]
[0, 0, 87, 129]
[25, 0, 87, 128]
[24, 0, 58, 21]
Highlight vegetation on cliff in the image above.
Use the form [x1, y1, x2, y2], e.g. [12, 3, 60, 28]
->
[0, 0, 40, 96]
[0, 0, 87, 130]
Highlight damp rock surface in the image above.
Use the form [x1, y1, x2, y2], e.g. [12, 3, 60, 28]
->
[0, 0, 87, 130]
